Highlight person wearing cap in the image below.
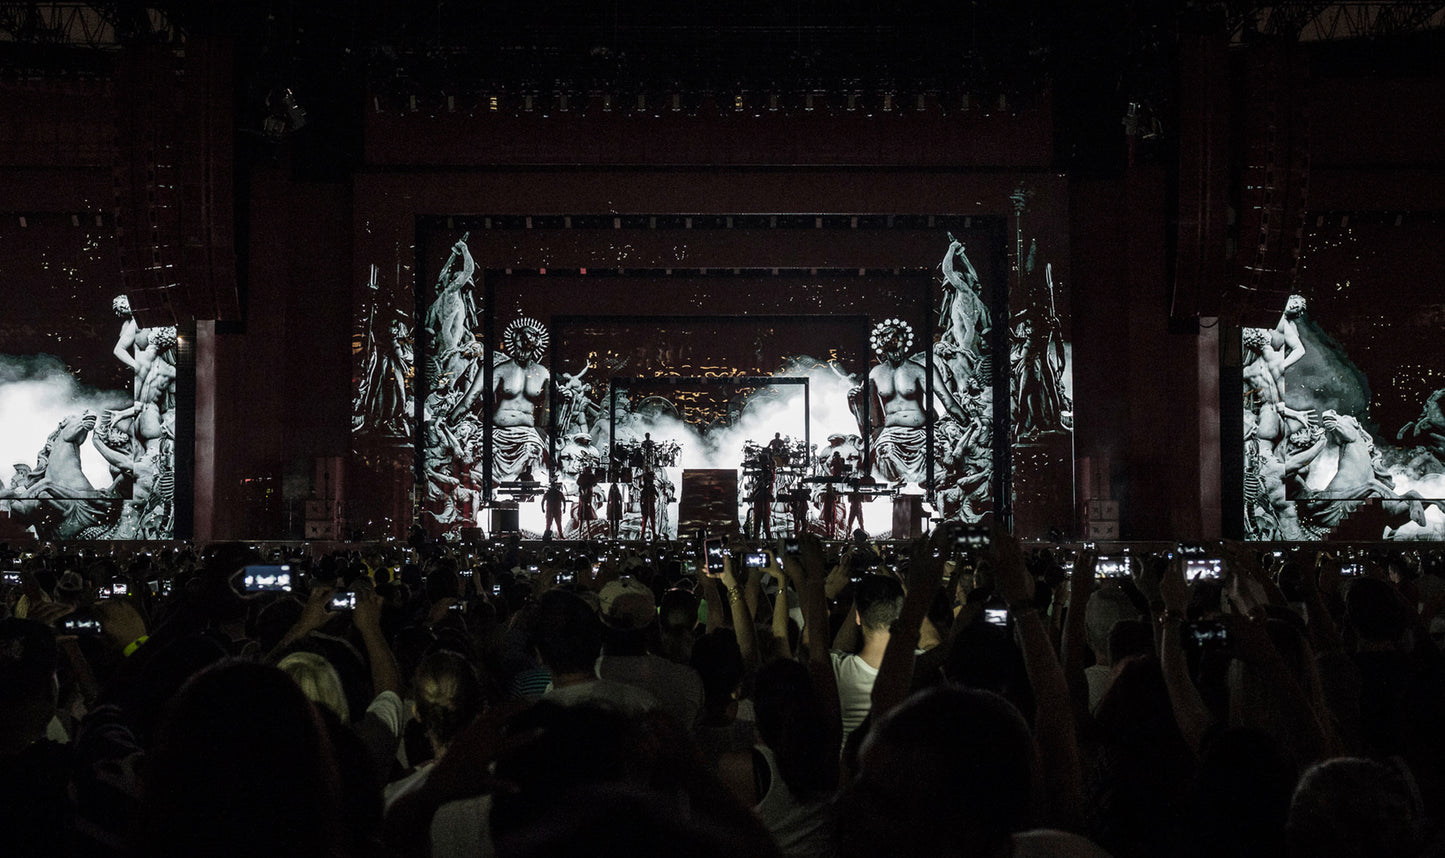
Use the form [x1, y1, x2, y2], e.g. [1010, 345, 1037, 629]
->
[596, 577, 704, 731]
[532, 590, 657, 715]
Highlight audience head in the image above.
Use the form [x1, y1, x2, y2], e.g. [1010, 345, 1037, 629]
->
[1287, 757, 1421, 858]
[1085, 587, 1141, 663]
[944, 621, 1035, 721]
[657, 587, 699, 663]
[425, 563, 462, 604]
[753, 657, 833, 801]
[690, 628, 744, 719]
[531, 590, 603, 675]
[278, 650, 351, 723]
[1187, 728, 1296, 858]
[854, 574, 905, 635]
[413, 648, 485, 754]
[141, 659, 343, 858]
[837, 686, 1034, 858]
[1344, 577, 1408, 645]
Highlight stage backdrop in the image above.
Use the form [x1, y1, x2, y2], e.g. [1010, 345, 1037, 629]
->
[1238, 214, 1445, 542]
[0, 215, 180, 541]
[351, 205, 1074, 541]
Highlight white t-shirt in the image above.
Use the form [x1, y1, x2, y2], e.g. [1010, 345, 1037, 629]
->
[542, 678, 659, 715]
[356, 690, 407, 781]
[1084, 664, 1113, 713]
[384, 763, 494, 858]
[596, 653, 704, 730]
[830, 650, 879, 749]
[754, 744, 831, 858]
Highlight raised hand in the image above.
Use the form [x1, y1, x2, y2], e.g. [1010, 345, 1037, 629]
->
[992, 526, 1034, 608]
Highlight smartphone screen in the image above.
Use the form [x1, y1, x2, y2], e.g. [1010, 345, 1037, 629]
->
[2, 570, 22, 585]
[705, 539, 726, 564]
[1184, 619, 1230, 648]
[1096, 558, 1130, 578]
[327, 591, 357, 611]
[744, 552, 768, 568]
[984, 607, 1011, 628]
[61, 616, 103, 634]
[955, 525, 991, 548]
[242, 565, 293, 592]
[1185, 559, 1223, 582]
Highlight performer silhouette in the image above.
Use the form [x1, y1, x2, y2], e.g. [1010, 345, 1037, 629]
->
[639, 471, 659, 541]
[607, 482, 624, 538]
[543, 481, 566, 538]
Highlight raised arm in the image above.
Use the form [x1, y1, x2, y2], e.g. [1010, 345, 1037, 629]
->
[113, 319, 139, 370]
[1059, 547, 1098, 718]
[994, 527, 1084, 830]
[871, 534, 945, 720]
[708, 552, 760, 672]
[354, 583, 401, 698]
[1156, 558, 1214, 755]
[783, 534, 842, 760]
[767, 558, 793, 659]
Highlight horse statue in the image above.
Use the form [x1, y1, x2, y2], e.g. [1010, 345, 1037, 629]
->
[3, 412, 124, 540]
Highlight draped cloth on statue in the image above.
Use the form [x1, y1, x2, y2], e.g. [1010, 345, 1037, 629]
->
[873, 425, 928, 484]
[493, 426, 545, 484]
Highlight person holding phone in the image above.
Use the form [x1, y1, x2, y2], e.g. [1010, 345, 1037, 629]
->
[830, 574, 905, 750]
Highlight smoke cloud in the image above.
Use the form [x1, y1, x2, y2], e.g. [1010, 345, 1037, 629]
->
[0, 353, 131, 492]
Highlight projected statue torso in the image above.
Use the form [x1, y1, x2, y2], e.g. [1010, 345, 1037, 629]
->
[854, 319, 969, 484]
[468, 317, 550, 488]
[493, 355, 548, 428]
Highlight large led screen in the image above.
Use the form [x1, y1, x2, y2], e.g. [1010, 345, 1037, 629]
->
[351, 209, 1075, 541]
[1241, 217, 1445, 541]
[0, 219, 177, 541]
[410, 234, 1005, 540]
